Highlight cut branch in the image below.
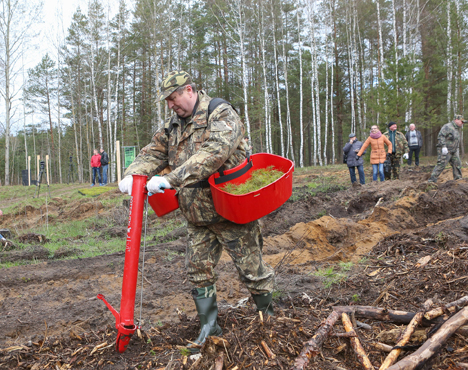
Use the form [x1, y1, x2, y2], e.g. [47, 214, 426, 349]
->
[290, 310, 340, 370]
[424, 295, 468, 321]
[333, 306, 443, 326]
[379, 312, 423, 370]
[387, 307, 468, 370]
[342, 313, 373, 370]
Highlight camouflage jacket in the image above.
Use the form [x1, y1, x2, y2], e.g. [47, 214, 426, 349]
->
[124, 90, 247, 226]
[383, 130, 409, 157]
[437, 121, 461, 152]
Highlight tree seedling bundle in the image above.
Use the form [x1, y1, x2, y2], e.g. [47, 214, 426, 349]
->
[221, 166, 284, 195]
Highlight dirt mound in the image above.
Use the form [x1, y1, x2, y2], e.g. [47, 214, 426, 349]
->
[18, 233, 48, 244]
[61, 201, 104, 220]
[0, 245, 49, 263]
[53, 246, 83, 259]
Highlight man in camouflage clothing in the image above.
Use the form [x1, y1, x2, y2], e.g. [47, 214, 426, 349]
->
[118, 71, 275, 351]
[383, 121, 409, 180]
[428, 114, 466, 183]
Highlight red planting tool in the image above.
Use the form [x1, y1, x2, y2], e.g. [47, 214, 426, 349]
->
[97, 174, 148, 353]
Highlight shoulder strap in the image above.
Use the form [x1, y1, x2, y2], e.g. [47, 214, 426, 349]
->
[208, 98, 234, 119]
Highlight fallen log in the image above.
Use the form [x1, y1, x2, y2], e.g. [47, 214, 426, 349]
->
[333, 306, 443, 326]
[342, 313, 373, 370]
[290, 310, 340, 370]
[424, 295, 468, 321]
[379, 312, 423, 370]
[386, 307, 468, 370]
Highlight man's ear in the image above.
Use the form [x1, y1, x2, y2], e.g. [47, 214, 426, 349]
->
[185, 84, 193, 97]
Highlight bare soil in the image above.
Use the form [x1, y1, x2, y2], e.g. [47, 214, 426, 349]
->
[1, 165, 468, 369]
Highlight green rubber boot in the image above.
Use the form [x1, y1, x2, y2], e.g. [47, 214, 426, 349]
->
[187, 285, 223, 353]
[252, 292, 274, 316]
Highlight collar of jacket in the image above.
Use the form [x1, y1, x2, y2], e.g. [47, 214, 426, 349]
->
[451, 121, 460, 130]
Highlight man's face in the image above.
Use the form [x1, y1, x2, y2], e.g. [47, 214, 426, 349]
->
[100, 149, 103, 153]
[409, 124, 415, 131]
[165, 86, 195, 118]
[455, 119, 464, 128]
[350, 136, 356, 141]
[389, 124, 397, 131]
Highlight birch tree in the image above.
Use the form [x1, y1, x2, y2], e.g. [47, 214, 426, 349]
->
[297, 8, 304, 167]
[0, 0, 41, 185]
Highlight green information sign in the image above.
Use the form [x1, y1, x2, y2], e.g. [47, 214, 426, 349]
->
[123, 146, 137, 168]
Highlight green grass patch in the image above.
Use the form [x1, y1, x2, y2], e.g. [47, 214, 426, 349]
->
[78, 187, 113, 197]
[221, 166, 284, 195]
[314, 262, 354, 289]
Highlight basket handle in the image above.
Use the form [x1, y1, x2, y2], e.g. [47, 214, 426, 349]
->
[215, 155, 253, 185]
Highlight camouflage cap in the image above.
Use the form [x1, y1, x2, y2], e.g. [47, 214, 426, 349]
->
[455, 114, 467, 123]
[158, 71, 192, 101]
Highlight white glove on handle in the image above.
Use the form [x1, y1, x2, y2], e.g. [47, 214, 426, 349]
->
[442, 147, 448, 155]
[147, 176, 171, 194]
[403, 153, 409, 160]
[118, 175, 133, 195]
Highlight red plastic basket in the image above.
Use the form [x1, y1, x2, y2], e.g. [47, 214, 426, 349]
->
[147, 189, 179, 217]
[208, 153, 294, 224]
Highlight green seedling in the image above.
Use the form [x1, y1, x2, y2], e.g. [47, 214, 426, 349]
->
[180, 347, 191, 356]
[221, 166, 284, 195]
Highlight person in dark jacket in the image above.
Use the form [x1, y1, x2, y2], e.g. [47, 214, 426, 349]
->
[343, 133, 366, 185]
[100, 148, 109, 186]
[405, 124, 423, 166]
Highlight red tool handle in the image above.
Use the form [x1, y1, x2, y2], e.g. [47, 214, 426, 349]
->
[98, 174, 148, 353]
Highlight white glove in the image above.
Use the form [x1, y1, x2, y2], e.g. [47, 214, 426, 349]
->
[441, 147, 448, 155]
[118, 176, 133, 195]
[403, 153, 409, 160]
[147, 176, 171, 194]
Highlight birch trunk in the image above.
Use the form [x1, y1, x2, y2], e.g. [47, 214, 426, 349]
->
[391, 0, 398, 103]
[376, 0, 384, 125]
[447, 0, 453, 117]
[270, 0, 285, 157]
[259, 0, 271, 154]
[346, 6, 355, 134]
[323, 41, 329, 164]
[309, 6, 322, 166]
[111, 9, 122, 183]
[281, 9, 294, 162]
[57, 57, 62, 184]
[90, 43, 103, 149]
[330, 0, 336, 164]
[68, 68, 82, 183]
[106, 2, 113, 181]
[297, 10, 303, 167]
[236, 0, 251, 142]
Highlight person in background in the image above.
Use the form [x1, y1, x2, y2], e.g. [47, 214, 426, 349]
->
[405, 124, 423, 166]
[383, 121, 409, 180]
[90, 149, 102, 187]
[343, 133, 366, 185]
[356, 125, 392, 182]
[428, 114, 465, 183]
[100, 148, 109, 186]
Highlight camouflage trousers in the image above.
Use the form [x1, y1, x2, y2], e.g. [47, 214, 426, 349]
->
[430, 148, 462, 180]
[185, 219, 275, 295]
[384, 154, 401, 180]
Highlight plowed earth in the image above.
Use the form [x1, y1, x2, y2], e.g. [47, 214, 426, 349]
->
[1, 165, 468, 369]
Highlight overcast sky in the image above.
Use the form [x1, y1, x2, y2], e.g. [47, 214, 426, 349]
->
[29, 0, 125, 70]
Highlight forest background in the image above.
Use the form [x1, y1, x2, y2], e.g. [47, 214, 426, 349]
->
[0, 0, 466, 185]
